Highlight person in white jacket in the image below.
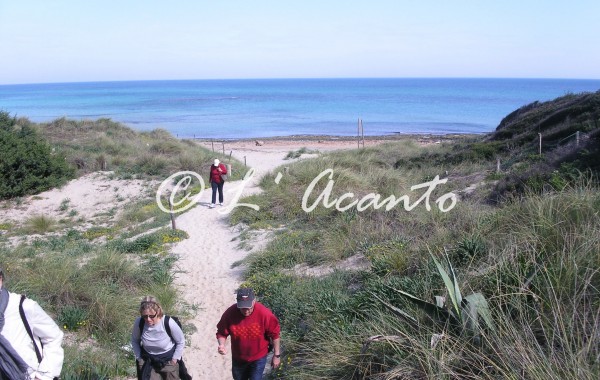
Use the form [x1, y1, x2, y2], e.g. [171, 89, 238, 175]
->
[0, 267, 64, 380]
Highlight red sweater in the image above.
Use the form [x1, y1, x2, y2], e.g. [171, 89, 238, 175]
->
[216, 302, 281, 362]
[209, 163, 227, 184]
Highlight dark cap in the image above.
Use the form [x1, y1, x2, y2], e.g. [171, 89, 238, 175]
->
[236, 288, 255, 308]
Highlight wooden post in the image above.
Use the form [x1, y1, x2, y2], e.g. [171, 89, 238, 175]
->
[361, 119, 365, 148]
[496, 157, 501, 173]
[211, 140, 214, 152]
[576, 131, 580, 147]
[229, 150, 233, 160]
[538, 133, 542, 155]
[244, 156, 247, 167]
[222, 142, 225, 155]
[168, 197, 176, 230]
[357, 118, 360, 149]
[227, 164, 232, 177]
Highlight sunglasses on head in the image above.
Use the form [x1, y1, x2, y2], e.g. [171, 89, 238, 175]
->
[142, 314, 157, 319]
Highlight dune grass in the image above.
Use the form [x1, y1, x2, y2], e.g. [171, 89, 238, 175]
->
[18, 116, 243, 181]
[231, 140, 599, 379]
[0, 117, 216, 378]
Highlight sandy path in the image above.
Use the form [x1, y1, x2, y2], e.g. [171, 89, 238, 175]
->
[170, 143, 310, 379]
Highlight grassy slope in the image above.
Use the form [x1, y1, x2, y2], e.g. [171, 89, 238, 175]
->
[30, 116, 242, 180]
[0, 117, 241, 379]
[231, 91, 600, 379]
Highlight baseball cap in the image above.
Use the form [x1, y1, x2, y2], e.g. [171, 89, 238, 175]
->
[236, 288, 255, 308]
[214, 159, 220, 166]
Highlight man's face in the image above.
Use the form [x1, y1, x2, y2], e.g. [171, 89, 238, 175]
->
[238, 300, 256, 317]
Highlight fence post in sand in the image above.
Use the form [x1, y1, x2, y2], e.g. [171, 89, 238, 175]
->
[222, 142, 225, 155]
[244, 156, 247, 167]
[227, 164, 232, 177]
[211, 140, 214, 152]
[168, 197, 176, 230]
[361, 119, 365, 148]
[538, 133, 542, 155]
[496, 157, 501, 173]
[576, 131, 580, 147]
[357, 118, 360, 149]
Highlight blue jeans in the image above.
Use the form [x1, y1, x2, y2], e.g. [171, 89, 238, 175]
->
[211, 180, 224, 204]
[231, 355, 268, 380]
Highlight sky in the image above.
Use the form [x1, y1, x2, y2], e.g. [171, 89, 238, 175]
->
[0, 0, 599, 85]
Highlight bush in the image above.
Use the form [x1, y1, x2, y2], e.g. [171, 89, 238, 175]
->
[0, 111, 75, 199]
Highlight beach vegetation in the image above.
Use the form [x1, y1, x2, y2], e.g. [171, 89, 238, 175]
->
[25, 214, 57, 234]
[58, 197, 71, 212]
[1, 210, 189, 378]
[8, 116, 243, 183]
[284, 147, 318, 159]
[0, 110, 76, 199]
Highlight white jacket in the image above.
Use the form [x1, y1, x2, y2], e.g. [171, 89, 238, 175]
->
[0, 291, 64, 380]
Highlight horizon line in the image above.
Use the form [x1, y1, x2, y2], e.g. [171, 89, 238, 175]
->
[3, 76, 600, 87]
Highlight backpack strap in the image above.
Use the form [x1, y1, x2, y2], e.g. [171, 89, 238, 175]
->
[138, 316, 144, 335]
[138, 315, 174, 342]
[19, 294, 43, 363]
[164, 315, 172, 341]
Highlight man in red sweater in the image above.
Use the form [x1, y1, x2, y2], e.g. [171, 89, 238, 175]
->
[217, 288, 281, 380]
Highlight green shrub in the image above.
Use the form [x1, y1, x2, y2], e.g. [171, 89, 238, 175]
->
[58, 305, 89, 331]
[58, 198, 71, 212]
[0, 111, 75, 199]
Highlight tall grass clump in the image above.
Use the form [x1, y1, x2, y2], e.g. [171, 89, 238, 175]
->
[24, 214, 57, 234]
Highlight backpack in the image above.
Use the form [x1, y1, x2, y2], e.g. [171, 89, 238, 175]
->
[138, 315, 192, 380]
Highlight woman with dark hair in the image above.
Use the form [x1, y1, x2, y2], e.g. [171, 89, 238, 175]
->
[131, 296, 185, 380]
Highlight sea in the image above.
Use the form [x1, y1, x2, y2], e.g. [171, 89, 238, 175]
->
[1, 78, 599, 139]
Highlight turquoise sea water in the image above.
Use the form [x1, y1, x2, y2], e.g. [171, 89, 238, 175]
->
[1, 78, 599, 139]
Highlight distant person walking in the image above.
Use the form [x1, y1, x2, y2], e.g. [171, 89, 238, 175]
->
[209, 158, 228, 208]
[0, 267, 64, 380]
[131, 296, 186, 380]
[216, 288, 281, 380]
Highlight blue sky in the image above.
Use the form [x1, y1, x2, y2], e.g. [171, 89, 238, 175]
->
[1, 0, 599, 85]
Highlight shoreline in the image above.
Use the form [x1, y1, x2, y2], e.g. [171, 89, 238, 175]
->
[184, 132, 485, 143]
[191, 133, 482, 155]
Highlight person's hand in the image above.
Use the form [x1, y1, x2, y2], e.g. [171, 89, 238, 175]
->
[218, 344, 227, 355]
[170, 359, 178, 365]
[271, 354, 281, 369]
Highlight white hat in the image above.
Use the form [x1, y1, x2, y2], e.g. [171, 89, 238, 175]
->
[214, 159, 220, 166]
